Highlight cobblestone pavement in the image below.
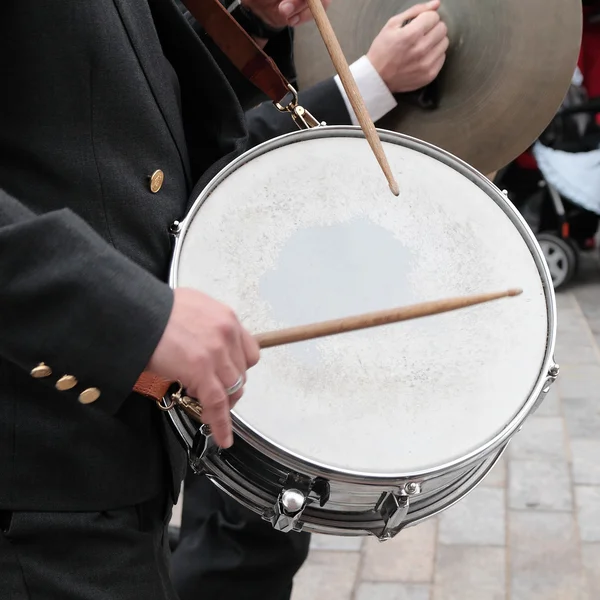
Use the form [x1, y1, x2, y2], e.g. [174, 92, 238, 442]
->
[291, 252, 600, 600]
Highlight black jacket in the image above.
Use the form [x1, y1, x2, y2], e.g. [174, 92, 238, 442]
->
[0, 0, 349, 511]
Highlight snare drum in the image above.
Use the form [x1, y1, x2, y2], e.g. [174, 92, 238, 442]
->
[167, 127, 558, 540]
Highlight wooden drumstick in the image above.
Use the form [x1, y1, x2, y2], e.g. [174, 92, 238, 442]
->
[254, 288, 523, 348]
[305, 0, 400, 197]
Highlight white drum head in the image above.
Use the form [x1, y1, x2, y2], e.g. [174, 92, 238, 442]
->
[175, 131, 550, 475]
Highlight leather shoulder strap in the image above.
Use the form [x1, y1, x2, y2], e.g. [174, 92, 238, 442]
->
[134, 372, 173, 402]
[183, 0, 291, 103]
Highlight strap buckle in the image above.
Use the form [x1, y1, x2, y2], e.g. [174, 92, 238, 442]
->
[275, 84, 325, 130]
[156, 382, 204, 424]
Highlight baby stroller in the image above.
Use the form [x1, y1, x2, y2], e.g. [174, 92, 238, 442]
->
[494, 73, 600, 289]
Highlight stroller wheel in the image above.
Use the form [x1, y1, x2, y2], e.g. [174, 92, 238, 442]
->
[537, 233, 578, 289]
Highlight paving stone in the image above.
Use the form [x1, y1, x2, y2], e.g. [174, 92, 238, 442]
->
[557, 365, 600, 399]
[438, 487, 505, 546]
[355, 583, 430, 600]
[563, 397, 600, 439]
[291, 551, 359, 600]
[555, 292, 577, 310]
[531, 385, 560, 417]
[582, 544, 600, 599]
[557, 307, 587, 324]
[574, 287, 600, 322]
[510, 511, 588, 600]
[554, 338, 599, 365]
[556, 314, 590, 341]
[575, 487, 600, 543]
[571, 440, 600, 485]
[360, 519, 436, 583]
[310, 534, 363, 552]
[509, 460, 572, 511]
[433, 546, 505, 600]
[481, 455, 506, 487]
[508, 417, 566, 462]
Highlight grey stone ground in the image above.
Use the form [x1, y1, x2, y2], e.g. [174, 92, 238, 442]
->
[171, 252, 600, 600]
[290, 252, 600, 600]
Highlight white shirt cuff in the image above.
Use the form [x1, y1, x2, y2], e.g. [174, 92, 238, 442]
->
[334, 55, 398, 125]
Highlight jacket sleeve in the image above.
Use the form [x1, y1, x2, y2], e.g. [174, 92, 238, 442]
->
[0, 190, 174, 415]
[245, 77, 352, 147]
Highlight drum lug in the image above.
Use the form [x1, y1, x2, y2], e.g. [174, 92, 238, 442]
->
[268, 476, 330, 532]
[271, 488, 308, 533]
[375, 491, 411, 541]
[531, 362, 560, 416]
[188, 424, 214, 475]
[169, 220, 182, 236]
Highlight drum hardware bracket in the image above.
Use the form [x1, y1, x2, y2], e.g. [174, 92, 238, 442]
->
[531, 362, 560, 416]
[157, 383, 204, 425]
[275, 84, 326, 130]
[267, 475, 331, 533]
[269, 488, 308, 533]
[376, 483, 421, 541]
[188, 424, 215, 475]
[404, 482, 422, 496]
[375, 491, 411, 541]
[157, 383, 211, 473]
[169, 220, 182, 236]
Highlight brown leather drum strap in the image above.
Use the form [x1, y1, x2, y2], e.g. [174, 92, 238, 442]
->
[183, 0, 292, 103]
[134, 371, 173, 401]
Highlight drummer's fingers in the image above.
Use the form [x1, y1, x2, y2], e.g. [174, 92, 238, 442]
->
[226, 322, 250, 387]
[427, 36, 449, 65]
[402, 10, 441, 39]
[190, 376, 233, 449]
[417, 21, 448, 55]
[424, 50, 447, 81]
[388, 0, 440, 29]
[241, 328, 260, 369]
[228, 387, 245, 410]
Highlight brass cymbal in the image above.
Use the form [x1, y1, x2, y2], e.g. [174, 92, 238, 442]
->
[293, 0, 582, 174]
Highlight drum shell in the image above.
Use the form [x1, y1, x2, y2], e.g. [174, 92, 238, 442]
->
[167, 127, 559, 539]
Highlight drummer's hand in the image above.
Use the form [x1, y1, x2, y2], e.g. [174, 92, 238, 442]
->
[147, 288, 260, 449]
[242, 0, 332, 28]
[367, 0, 449, 94]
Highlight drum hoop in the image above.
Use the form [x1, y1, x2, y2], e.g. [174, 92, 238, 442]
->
[169, 126, 558, 484]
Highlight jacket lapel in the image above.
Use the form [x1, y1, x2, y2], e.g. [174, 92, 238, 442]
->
[112, 0, 192, 184]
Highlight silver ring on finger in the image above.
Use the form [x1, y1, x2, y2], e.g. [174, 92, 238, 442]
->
[225, 375, 244, 396]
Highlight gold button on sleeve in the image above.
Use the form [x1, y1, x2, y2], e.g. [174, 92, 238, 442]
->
[79, 388, 101, 404]
[149, 169, 164, 193]
[55, 375, 78, 391]
[31, 363, 52, 378]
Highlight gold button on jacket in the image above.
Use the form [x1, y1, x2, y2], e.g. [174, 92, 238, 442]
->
[31, 363, 52, 378]
[149, 169, 164, 193]
[55, 375, 78, 391]
[79, 388, 101, 404]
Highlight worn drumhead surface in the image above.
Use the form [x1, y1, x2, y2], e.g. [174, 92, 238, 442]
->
[176, 131, 549, 475]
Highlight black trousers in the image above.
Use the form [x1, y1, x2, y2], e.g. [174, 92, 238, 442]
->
[0, 495, 176, 600]
[171, 469, 311, 600]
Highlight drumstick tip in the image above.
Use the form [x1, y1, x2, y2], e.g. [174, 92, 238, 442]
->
[389, 180, 400, 196]
[508, 288, 523, 297]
